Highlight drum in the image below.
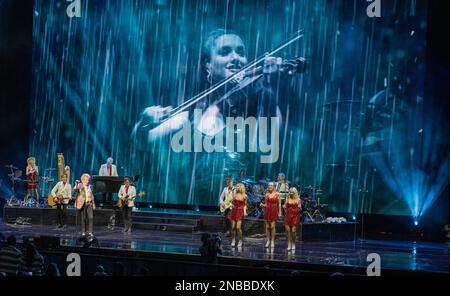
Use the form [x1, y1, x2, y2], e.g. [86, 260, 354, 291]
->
[301, 198, 311, 210]
[246, 194, 263, 217]
[252, 184, 266, 195]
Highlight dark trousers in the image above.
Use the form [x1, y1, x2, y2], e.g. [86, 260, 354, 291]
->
[102, 193, 113, 207]
[122, 206, 132, 229]
[224, 208, 231, 232]
[81, 203, 94, 234]
[57, 204, 67, 226]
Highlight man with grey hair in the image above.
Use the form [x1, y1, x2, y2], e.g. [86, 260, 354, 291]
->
[276, 173, 290, 214]
[99, 157, 118, 177]
[75, 173, 96, 237]
[99, 157, 118, 207]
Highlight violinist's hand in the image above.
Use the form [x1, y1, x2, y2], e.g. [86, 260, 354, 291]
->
[263, 56, 282, 75]
[141, 105, 173, 126]
[280, 57, 307, 75]
[132, 105, 189, 143]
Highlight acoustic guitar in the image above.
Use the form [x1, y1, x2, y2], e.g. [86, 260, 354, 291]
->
[47, 194, 73, 207]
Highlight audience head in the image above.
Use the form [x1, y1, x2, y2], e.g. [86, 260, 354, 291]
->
[6, 235, 16, 246]
[45, 263, 61, 276]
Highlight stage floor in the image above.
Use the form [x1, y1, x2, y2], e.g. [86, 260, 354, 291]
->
[1, 218, 449, 275]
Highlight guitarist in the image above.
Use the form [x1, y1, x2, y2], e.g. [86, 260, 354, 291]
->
[118, 177, 136, 233]
[219, 177, 235, 235]
[50, 174, 72, 228]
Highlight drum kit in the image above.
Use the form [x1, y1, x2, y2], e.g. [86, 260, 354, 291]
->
[238, 177, 328, 222]
[300, 186, 328, 223]
[4, 164, 56, 207]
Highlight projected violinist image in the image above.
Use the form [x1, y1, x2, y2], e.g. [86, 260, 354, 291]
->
[29, 0, 433, 216]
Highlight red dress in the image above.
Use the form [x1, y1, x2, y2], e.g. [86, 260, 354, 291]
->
[264, 193, 279, 222]
[284, 202, 300, 226]
[228, 198, 245, 221]
[24, 171, 39, 191]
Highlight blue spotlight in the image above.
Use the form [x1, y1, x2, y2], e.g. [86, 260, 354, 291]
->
[352, 215, 356, 221]
[195, 205, 200, 212]
[414, 220, 419, 226]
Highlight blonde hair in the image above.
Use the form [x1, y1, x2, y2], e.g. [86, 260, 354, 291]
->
[81, 173, 91, 181]
[288, 187, 300, 200]
[26, 157, 36, 174]
[235, 183, 246, 195]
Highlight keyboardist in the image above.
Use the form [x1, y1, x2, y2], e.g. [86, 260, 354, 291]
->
[99, 157, 118, 207]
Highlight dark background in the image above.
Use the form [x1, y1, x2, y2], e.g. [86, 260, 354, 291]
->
[0, 0, 449, 240]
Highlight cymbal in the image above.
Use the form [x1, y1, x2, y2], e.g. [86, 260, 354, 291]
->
[5, 164, 18, 170]
[12, 177, 24, 182]
[45, 168, 56, 171]
[241, 178, 257, 185]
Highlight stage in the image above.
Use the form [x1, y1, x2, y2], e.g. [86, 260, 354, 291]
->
[3, 206, 357, 241]
[1, 207, 450, 276]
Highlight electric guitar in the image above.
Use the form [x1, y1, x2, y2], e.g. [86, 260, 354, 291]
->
[117, 191, 145, 208]
[219, 198, 233, 213]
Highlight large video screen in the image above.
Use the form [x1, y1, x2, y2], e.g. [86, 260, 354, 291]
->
[31, 0, 429, 215]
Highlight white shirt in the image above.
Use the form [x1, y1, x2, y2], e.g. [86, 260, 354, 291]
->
[118, 185, 137, 207]
[99, 164, 118, 176]
[276, 182, 289, 193]
[84, 185, 93, 203]
[51, 181, 72, 205]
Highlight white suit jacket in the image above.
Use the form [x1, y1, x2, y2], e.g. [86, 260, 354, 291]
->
[99, 164, 118, 176]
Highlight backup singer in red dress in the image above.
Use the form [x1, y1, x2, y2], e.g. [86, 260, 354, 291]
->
[24, 157, 40, 204]
[261, 182, 281, 248]
[228, 183, 248, 248]
[283, 187, 301, 251]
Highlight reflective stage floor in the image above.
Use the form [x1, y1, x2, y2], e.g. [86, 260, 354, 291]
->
[1, 218, 449, 275]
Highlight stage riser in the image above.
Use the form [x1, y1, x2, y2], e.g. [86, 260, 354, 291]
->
[3, 207, 117, 226]
[3, 207, 357, 241]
